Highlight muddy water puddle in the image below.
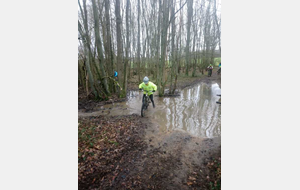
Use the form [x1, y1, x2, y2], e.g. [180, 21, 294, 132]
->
[79, 83, 221, 138]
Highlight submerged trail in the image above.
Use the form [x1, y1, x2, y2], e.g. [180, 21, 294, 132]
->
[79, 82, 221, 138]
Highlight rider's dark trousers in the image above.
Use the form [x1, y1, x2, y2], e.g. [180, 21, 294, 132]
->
[143, 94, 155, 107]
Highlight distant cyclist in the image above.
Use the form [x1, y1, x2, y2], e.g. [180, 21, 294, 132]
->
[217, 62, 221, 75]
[139, 76, 157, 108]
[113, 71, 118, 80]
[207, 64, 213, 77]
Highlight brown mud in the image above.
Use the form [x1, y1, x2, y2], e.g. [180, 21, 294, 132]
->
[78, 114, 220, 190]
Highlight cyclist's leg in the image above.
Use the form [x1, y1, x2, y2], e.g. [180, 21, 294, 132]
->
[150, 94, 155, 108]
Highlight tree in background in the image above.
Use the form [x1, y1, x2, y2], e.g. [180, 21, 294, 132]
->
[78, 0, 221, 98]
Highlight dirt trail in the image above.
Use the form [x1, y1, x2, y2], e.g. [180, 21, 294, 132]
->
[136, 118, 221, 189]
[179, 69, 221, 90]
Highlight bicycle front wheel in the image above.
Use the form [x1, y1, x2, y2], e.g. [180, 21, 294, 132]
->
[141, 104, 146, 117]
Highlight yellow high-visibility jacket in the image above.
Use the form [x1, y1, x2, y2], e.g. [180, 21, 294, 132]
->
[139, 82, 157, 95]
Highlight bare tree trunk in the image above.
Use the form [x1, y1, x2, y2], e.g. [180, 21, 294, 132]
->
[142, 0, 151, 77]
[178, 0, 183, 75]
[185, 0, 193, 76]
[137, 0, 141, 82]
[214, 0, 221, 53]
[210, 10, 218, 66]
[78, 21, 98, 97]
[78, 42, 87, 91]
[192, 7, 197, 77]
[128, 3, 133, 79]
[156, 0, 161, 84]
[172, 10, 181, 94]
[115, 0, 125, 97]
[158, 0, 170, 97]
[125, 0, 131, 96]
[85, 69, 89, 96]
[78, 0, 103, 98]
[78, 61, 83, 86]
[91, 0, 110, 96]
[104, 0, 114, 91]
[169, 0, 175, 94]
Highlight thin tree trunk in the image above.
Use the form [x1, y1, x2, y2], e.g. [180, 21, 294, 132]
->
[85, 69, 89, 96]
[137, 0, 141, 82]
[158, 0, 170, 96]
[115, 0, 125, 97]
[78, 21, 98, 97]
[91, 0, 110, 96]
[192, 8, 197, 77]
[178, 0, 183, 75]
[104, 0, 114, 91]
[125, 0, 131, 96]
[156, 0, 161, 84]
[214, 0, 221, 53]
[169, 0, 175, 94]
[185, 0, 193, 76]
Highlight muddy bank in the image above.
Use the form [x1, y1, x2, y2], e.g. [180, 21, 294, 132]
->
[78, 97, 126, 113]
[177, 69, 221, 91]
[186, 149, 221, 189]
[78, 114, 220, 190]
[78, 86, 126, 112]
[139, 118, 221, 190]
[127, 68, 221, 92]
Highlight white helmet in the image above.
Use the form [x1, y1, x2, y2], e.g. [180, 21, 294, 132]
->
[143, 76, 149, 84]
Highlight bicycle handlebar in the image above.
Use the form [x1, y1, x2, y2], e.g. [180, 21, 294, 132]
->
[139, 89, 154, 93]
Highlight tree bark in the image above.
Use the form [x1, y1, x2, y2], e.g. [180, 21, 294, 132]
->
[169, 0, 175, 94]
[78, 21, 98, 97]
[158, 0, 170, 97]
[185, 0, 193, 76]
[192, 6, 197, 77]
[137, 0, 141, 83]
[125, 0, 131, 97]
[156, 0, 161, 84]
[115, 0, 125, 97]
[91, 0, 110, 96]
[104, 0, 114, 91]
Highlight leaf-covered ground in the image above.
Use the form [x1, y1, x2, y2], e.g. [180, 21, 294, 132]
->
[78, 114, 147, 189]
[186, 149, 221, 190]
[78, 114, 221, 190]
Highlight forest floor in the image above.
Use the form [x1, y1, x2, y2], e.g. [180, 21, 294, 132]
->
[78, 69, 221, 189]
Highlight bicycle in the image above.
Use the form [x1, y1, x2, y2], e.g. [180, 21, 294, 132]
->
[216, 94, 221, 104]
[207, 67, 213, 77]
[140, 89, 154, 117]
[217, 68, 221, 75]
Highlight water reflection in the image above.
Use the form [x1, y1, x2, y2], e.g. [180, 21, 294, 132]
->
[99, 83, 221, 138]
[148, 83, 221, 138]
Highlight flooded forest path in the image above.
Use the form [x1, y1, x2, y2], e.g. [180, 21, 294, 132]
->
[78, 71, 221, 189]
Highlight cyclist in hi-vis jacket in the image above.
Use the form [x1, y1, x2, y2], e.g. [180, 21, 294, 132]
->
[139, 76, 157, 108]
